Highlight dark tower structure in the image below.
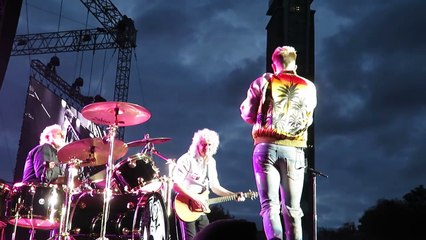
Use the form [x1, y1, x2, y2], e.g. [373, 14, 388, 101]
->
[266, 0, 316, 239]
[0, 0, 23, 90]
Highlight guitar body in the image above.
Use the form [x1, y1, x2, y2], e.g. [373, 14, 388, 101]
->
[174, 190, 258, 223]
[174, 192, 209, 222]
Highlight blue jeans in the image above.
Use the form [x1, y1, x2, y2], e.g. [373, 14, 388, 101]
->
[253, 143, 305, 240]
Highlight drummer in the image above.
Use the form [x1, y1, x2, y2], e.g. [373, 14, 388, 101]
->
[22, 124, 66, 184]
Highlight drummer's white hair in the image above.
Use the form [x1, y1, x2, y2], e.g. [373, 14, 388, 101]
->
[188, 128, 220, 157]
[39, 124, 62, 145]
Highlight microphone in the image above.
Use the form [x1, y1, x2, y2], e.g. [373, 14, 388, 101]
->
[308, 168, 328, 178]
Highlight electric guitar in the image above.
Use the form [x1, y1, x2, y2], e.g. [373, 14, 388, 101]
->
[174, 190, 258, 222]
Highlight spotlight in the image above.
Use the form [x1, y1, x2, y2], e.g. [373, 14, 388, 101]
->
[46, 56, 60, 74]
[94, 95, 106, 102]
[49, 56, 60, 67]
[71, 77, 84, 92]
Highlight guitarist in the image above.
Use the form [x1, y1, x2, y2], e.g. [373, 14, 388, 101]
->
[172, 128, 245, 240]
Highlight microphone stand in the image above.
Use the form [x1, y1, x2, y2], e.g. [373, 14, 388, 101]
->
[150, 148, 175, 218]
[308, 167, 328, 240]
[148, 146, 176, 240]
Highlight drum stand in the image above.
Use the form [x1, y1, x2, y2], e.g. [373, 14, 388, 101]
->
[10, 186, 38, 240]
[10, 196, 20, 240]
[97, 124, 119, 240]
[48, 161, 80, 240]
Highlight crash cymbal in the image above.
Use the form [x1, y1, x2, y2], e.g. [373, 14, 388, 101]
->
[57, 138, 128, 167]
[126, 137, 172, 148]
[81, 101, 151, 126]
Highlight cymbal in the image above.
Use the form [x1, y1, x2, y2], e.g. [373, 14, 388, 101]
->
[89, 169, 106, 183]
[81, 101, 151, 126]
[127, 137, 172, 148]
[57, 138, 128, 167]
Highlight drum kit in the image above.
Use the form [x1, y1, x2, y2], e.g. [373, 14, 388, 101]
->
[1, 101, 177, 240]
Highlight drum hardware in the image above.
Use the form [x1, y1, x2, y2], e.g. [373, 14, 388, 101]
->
[10, 193, 20, 240]
[67, 191, 167, 239]
[8, 182, 65, 240]
[81, 101, 151, 240]
[46, 158, 85, 240]
[57, 134, 129, 240]
[139, 139, 176, 221]
[113, 152, 161, 194]
[57, 137, 128, 168]
[0, 182, 11, 230]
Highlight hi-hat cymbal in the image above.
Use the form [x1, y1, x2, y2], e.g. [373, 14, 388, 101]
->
[81, 101, 151, 126]
[57, 138, 128, 167]
[127, 137, 172, 148]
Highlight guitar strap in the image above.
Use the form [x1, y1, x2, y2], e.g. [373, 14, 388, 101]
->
[205, 161, 209, 190]
[199, 160, 209, 193]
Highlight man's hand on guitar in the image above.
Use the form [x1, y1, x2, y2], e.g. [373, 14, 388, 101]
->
[235, 192, 246, 202]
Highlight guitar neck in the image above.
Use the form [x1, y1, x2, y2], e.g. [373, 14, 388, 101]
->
[207, 194, 238, 205]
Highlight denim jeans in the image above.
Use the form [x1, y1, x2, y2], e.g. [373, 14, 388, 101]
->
[253, 143, 305, 240]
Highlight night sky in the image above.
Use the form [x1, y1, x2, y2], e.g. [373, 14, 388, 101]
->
[0, 0, 425, 231]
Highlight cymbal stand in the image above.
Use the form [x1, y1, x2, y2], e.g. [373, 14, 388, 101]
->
[97, 123, 119, 240]
[11, 197, 21, 240]
[48, 160, 80, 240]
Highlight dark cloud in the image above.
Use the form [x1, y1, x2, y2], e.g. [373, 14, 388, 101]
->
[314, 0, 426, 228]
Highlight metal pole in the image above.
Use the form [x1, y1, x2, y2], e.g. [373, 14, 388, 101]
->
[308, 168, 328, 240]
[97, 125, 117, 240]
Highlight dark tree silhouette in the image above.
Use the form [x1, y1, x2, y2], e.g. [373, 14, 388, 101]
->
[317, 185, 426, 240]
[318, 222, 360, 240]
[207, 204, 234, 222]
[358, 185, 426, 240]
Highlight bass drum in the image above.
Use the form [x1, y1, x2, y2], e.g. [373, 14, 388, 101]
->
[136, 191, 168, 240]
[69, 191, 168, 240]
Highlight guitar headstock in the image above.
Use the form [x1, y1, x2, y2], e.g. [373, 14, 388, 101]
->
[244, 190, 258, 200]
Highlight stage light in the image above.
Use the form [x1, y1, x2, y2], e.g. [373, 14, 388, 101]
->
[50, 56, 60, 66]
[46, 56, 60, 73]
[71, 77, 84, 93]
[94, 94, 106, 102]
[82, 34, 91, 42]
[17, 39, 28, 46]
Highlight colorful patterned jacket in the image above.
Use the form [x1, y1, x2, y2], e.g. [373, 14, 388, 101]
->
[240, 71, 317, 147]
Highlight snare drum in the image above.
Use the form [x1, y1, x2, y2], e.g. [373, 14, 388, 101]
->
[114, 153, 162, 193]
[7, 182, 65, 230]
[0, 182, 11, 229]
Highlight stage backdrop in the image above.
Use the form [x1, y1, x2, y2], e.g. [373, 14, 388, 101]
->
[14, 78, 105, 182]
